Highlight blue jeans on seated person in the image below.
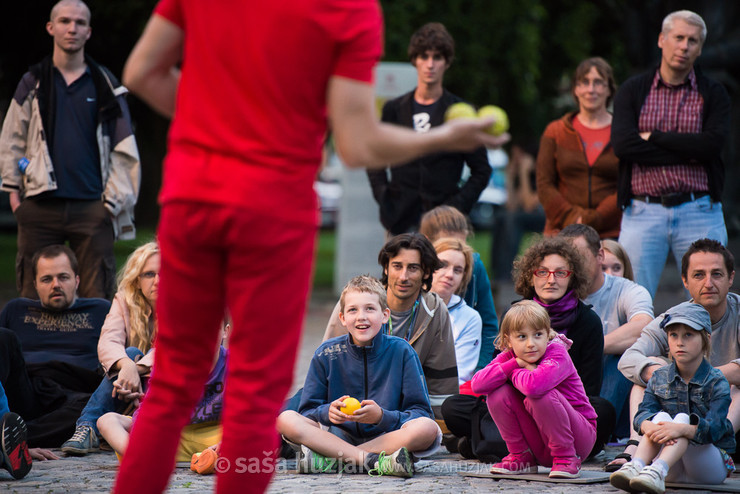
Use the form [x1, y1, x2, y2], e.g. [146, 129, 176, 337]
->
[76, 347, 144, 434]
[600, 354, 632, 438]
[618, 195, 727, 299]
[0, 382, 9, 417]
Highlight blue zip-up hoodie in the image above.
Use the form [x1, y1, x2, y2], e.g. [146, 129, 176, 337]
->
[299, 332, 433, 439]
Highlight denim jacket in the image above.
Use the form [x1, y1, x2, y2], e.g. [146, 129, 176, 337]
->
[635, 358, 735, 453]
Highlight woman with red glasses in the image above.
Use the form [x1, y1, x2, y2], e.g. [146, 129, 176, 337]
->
[511, 236, 614, 457]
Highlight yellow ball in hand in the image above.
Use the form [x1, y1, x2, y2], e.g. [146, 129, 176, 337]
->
[444, 102, 477, 121]
[340, 397, 362, 415]
[478, 105, 509, 136]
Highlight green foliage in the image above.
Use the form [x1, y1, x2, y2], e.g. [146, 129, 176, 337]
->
[380, 0, 629, 141]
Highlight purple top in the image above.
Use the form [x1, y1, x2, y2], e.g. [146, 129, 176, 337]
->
[134, 346, 226, 424]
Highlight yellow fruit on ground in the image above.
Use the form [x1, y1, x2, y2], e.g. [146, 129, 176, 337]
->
[340, 397, 362, 415]
[478, 105, 509, 136]
[444, 102, 477, 121]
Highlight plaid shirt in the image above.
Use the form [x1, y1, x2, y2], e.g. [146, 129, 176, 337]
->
[631, 69, 708, 196]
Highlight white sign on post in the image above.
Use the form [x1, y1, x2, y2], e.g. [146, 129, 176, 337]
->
[333, 62, 418, 295]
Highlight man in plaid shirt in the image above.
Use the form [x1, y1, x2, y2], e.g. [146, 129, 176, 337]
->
[611, 10, 731, 299]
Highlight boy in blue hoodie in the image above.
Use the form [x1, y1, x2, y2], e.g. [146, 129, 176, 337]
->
[277, 275, 441, 477]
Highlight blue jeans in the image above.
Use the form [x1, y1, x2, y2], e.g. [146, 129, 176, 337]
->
[76, 347, 144, 434]
[618, 195, 727, 298]
[600, 354, 632, 438]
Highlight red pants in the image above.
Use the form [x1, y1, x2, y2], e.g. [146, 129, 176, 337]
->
[114, 201, 316, 493]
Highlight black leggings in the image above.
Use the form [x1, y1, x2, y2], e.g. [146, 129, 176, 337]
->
[0, 328, 39, 419]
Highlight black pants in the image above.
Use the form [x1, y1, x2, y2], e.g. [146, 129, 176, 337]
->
[15, 198, 116, 300]
[442, 393, 615, 460]
[0, 328, 39, 419]
[0, 328, 101, 446]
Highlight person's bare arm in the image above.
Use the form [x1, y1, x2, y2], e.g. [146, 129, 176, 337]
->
[603, 313, 653, 355]
[123, 15, 183, 118]
[717, 362, 740, 387]
[327, 76, 509, 169]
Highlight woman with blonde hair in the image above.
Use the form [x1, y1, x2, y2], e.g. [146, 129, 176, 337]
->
[431, 237, 482, 384]
[601, 239, 635, 281]
[61, 242, 160, 455]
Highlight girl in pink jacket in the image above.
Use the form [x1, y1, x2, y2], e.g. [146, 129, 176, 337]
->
[471, 300, 596, 478]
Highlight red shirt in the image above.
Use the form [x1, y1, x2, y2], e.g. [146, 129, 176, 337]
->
[572, 116, 610, 167]
[154, 0, 383, 222]
[631, 69, 708, 196]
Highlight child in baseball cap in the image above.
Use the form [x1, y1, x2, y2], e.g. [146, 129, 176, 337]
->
[610, 302, 735, 494]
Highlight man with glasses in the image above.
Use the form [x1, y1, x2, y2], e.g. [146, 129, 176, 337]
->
[612, 10, 731, 299]
[0, 244, 109, 448]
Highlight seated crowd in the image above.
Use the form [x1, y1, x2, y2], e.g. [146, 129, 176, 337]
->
[1, 202, 737, 494]
[2, 204, 738, 492]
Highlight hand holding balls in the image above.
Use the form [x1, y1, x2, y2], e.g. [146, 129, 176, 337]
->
[445, 102, 509, 136]
[340, 397, 361, 415]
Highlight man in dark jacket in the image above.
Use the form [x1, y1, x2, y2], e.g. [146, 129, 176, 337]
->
[0, 0, 140, 301]
[611, 9, 730, 299]
[367, 23, 492, 235]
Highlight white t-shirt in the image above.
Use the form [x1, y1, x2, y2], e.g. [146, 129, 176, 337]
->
[584, 274, 654, 336]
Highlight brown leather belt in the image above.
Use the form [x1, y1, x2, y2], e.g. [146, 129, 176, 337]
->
[633, 191, 710, 208]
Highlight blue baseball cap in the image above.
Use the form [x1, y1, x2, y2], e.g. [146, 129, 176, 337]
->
[660, 301, 712, 334]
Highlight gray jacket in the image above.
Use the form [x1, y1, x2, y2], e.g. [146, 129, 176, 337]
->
[0, 56, 140, 240]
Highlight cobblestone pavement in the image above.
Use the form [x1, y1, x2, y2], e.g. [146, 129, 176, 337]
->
[3, 445, 733, 493]
[0, 445, 639, 493]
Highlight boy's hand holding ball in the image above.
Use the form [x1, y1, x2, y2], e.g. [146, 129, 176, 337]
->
[348, 399, 383, 425]
[340, 397, 361, 415]
[329, 395, 363, 424]
[329, 396, 383, 425]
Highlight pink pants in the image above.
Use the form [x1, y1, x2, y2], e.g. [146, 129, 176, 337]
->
[114, 201, 316, 493]
[487, 383, 596, 465]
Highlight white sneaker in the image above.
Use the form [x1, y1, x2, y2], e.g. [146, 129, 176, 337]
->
[629, 464, 665, 494]
[609, 460, 642, 491]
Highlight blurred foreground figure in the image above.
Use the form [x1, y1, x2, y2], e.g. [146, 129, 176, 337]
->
[115, 1, 508, 492]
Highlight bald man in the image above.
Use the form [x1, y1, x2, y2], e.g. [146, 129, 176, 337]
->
[0, 0, 140, 301]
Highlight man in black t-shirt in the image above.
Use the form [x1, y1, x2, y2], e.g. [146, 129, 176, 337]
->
[366, 23, 492, 234]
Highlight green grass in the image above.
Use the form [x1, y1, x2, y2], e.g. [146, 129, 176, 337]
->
[0, 229, 496, 290]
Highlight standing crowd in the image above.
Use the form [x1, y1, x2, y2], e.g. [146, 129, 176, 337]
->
[0, 3, 735, 494]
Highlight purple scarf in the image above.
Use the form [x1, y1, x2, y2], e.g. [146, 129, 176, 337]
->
[534, 290, 578, 335]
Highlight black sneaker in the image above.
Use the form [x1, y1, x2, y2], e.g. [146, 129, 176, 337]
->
[1, 413, 32, 480]
[441, 433, 459, 453]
